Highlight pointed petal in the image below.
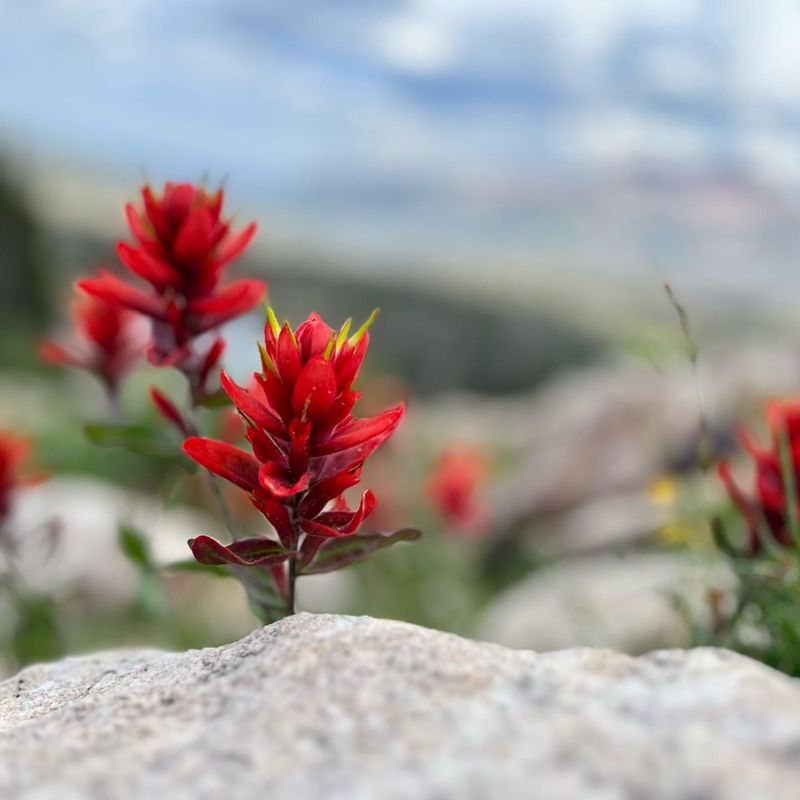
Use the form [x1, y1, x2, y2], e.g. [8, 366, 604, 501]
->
[39, 341, 85, 369]
[183, 436, 260, 491]
[78, 271, 167, 320]
[216, 221, 257, 267]
[117, 242, 182, 288]
[174, 206, 216, 263]
[150, 387, 190, 435]
[187, 279, 266, 332]
[220, 370, 287, 440]
[301, 490, 375, 536]
[124, 203, 164, 257]
[297, 466, 362, 520]
[258, 464, 310, 498]
[315, 390, 361, 440]
[334, 334, 368, 391]
[245, 425, 286, 465]
[255, 370, 293, 425]
[291, 356, 337, 422]
[142, 185, 171, 240]
[276, 323, 302, 388]
[250, 489, 296, 547]
[198, 337, 226, 388]
[314, 404, 404, 456]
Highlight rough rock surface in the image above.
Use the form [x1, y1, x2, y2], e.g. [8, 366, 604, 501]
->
[2, 613, 800, 799]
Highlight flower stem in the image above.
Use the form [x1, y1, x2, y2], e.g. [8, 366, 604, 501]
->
[286, 553, 297, 615]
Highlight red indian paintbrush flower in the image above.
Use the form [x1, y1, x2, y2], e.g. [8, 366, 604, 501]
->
[427, 444, 487, 530]
[182, 308, 417, 614]
[39, 288, 143, 395]
[718, 399, 800, 554]
[77, 181, 265, 383]
[0, 432, 43, 524]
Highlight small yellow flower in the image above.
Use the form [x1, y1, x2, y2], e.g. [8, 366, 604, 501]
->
[648, 476, 677, 506]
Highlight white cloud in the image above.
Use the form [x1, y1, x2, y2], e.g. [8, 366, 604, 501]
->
[372, 15, 457, 76]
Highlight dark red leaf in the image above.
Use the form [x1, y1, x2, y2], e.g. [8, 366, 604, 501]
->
[300, 528, 421, 575]
[189, 535, 293, 566]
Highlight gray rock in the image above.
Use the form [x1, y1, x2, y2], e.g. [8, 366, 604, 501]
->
[476, 552, 735, 654]
[2, 613, 799, 799]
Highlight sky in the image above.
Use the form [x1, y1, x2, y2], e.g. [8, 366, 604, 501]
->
[3, 0, 800, 301]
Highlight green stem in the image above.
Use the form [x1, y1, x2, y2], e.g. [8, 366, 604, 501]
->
[286, 554, 297, 615]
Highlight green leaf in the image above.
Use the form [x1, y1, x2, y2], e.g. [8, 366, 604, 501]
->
[301, 527, 421, 575]
[84, 423, 177, 459]
[197, 389, 233, 409]
[118, 523, 154, 573]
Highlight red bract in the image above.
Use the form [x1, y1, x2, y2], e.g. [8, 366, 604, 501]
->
[0, 433, 42, 523]
[77, 181, 265, 377]
[427, 445, 487, 529]
[718, 399, 800, 554]
[40, 290, 143, 394]
[182, 308, 407, 600]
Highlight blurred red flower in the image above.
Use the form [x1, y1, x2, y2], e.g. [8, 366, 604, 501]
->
[40, 290, 143, 395]
[78, 181, 265, 381]
[427, 444, 487, 529]
[0, 433, 44, 523]
[183, 308, 404, 581]
[718, 398, 800, 554]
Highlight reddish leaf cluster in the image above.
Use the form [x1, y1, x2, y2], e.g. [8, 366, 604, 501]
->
[183, 308, 406, 595]
[0, 433, 42, 523]
[718, 399, 800, 554]
[40, 292, 143, 394]
[79, 182, 265, 386]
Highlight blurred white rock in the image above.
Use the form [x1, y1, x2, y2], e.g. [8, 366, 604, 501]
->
[476, 551, 734, 654]
[7, 477, 210, 604]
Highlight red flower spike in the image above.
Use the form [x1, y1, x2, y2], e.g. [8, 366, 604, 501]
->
[718, 399, 800, 554]
[40, 289, 143, 393]
[182, 308, 411, 612]
[80, 181, 265, 372]
[0, 432, 45, 522]
[427, 444, 488, 528]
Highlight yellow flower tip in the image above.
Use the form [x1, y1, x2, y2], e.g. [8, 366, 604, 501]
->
[322, 333, 337, 361]
[266, 305, 281, 338]
[350, 308, 380, 344]
[335, 318, 352, 350]
[257, 340, 277, 375]
[648, 476, 677, 506]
